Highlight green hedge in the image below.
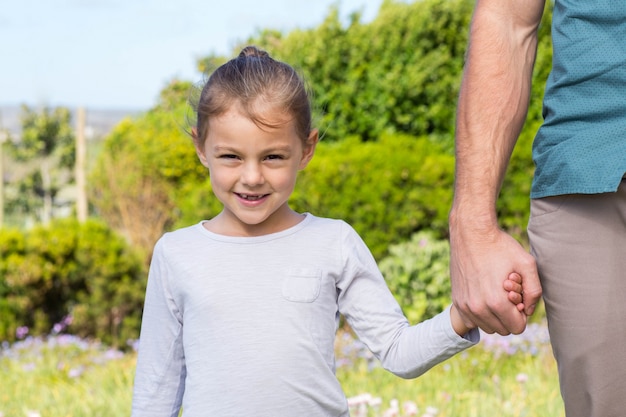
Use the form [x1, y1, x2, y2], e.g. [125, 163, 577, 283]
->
[379, 231, 452, 323]
[291, 133, 455, 260]
[0, 219, 146, 347]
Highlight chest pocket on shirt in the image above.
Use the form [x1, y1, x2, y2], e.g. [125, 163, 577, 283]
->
[282, 269, 322, 303]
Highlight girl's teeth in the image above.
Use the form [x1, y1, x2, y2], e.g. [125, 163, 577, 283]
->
[241, 194, 262, 200]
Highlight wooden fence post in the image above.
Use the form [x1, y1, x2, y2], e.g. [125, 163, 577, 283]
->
[75, 107, 87, 223]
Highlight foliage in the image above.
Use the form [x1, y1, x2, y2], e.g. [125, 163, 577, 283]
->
[0, 335, 135, 417]
[378, 231, 451, 323]
[238, 0, 474, 144]
[337, 323, 563, 417]
[196, 53, 229, 76]
[290, 134, 454, 260]
[0, 219, 146, 347]
[172, 176, 223, 229]
[10, 106, 75, 166]
[237, 0, 552, 241]
[6, 105, 75, 224]
[89, 80, 204, 256]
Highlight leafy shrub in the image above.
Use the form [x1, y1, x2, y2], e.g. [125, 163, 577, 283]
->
[244, 0, 475, 143]
[0, 219, 146, 347]
[89, 80, 203, 256]
[0, 229, 28, 340]
[378, 231, 451, 323]
[291, 133, 455, 260]
[173, 176, 224, 229]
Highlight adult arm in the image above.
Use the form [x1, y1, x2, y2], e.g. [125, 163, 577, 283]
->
[449, 0, 545, 335]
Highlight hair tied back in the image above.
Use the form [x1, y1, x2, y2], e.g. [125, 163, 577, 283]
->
[239, 45, 270, 59]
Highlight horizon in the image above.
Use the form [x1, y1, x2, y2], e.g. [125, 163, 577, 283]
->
[0, 105, 140, 138]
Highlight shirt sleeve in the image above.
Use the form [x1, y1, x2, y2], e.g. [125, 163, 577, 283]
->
[336, 222, 479, 379]
[131, 237, 186, 417]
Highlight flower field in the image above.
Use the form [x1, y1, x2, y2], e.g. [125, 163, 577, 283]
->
[1, 321, 564, 417]
[339, 322, 564, 417]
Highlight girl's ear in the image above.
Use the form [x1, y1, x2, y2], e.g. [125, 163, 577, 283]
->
[299, 129, 319, 170]
[191, 127, 209, 168]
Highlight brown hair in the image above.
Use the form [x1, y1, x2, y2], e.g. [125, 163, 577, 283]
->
[192, 46, 312, 146]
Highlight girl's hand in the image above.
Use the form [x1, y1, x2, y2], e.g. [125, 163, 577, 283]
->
[504, 272, 525, 312]
[450, 304, 474, 336]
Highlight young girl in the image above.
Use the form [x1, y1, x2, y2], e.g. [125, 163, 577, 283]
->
[131, 46, 523, 417]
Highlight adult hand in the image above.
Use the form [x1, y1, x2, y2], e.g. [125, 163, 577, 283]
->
[449, 225, 541, 335]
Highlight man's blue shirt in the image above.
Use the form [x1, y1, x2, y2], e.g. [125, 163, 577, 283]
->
[532, 0, 626, 198]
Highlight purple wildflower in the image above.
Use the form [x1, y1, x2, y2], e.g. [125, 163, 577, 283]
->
[51, 316, 74, 335]
[68, 365, 85, 378]
[480, 322, 551, 357]
[16, 326, 29, 339]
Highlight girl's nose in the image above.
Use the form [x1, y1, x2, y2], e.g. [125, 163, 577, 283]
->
[241, 162, 264, 186]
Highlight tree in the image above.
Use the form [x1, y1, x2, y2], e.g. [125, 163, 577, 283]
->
[89, 80, 205, 258]
[229, 0, 474, 144]
[8, 105, 75, 224]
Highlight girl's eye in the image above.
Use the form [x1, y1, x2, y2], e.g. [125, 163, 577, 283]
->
[220, 154, 239, 160]
[266, 154, 285, 160]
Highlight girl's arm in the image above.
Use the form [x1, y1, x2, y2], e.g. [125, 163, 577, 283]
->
[131, 239, 185, 417]
[337, 223, 478, 380]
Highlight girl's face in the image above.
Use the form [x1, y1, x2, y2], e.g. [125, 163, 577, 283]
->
[194, 104, 317, 237]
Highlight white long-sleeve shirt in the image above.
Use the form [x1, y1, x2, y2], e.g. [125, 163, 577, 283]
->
[131, 214, 478, 416]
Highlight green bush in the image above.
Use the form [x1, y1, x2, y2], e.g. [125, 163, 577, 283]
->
[291, 133, 454, 260]
[89, 80, 202, 255]
[0, 219, 146, 347]
[243, 0, 475, 143]
[0, 229, 28, 340]
[378, 231, 452, 324]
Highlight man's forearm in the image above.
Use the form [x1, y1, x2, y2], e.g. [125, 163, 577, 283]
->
[451, 0, 545, 227]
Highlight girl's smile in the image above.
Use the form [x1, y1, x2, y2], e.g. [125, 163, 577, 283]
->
[237, 193, 269, 201]
[235, 192, 270, 208]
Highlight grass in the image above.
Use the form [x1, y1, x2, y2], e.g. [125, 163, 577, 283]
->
[338, 322, 564, 417]
[1, 322, 564, 417]
[1, 336, 135, 417]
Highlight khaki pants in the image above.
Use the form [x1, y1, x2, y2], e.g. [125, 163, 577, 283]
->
[528, 179, 626, 417]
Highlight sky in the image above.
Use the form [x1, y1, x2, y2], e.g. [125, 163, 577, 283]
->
[0, 0, 385, 111]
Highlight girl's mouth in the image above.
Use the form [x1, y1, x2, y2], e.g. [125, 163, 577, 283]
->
[237, 193, 267, 201]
